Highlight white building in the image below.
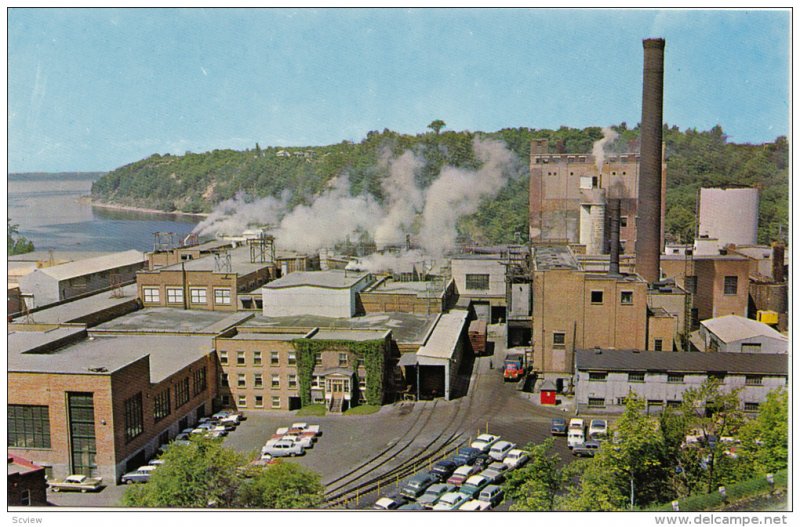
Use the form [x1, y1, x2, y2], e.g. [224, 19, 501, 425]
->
[450, 255, 507, 323]
[696, 315, 788, 354]
[697, 187, 759, 249]
[261, 270, 374, 318]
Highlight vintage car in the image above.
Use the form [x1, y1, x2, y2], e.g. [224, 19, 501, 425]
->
[48, 474, 104, 492]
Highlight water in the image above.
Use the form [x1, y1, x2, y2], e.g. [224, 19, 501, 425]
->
[8, 174, 200, 252]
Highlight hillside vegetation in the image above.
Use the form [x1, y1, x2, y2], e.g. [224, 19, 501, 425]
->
[91, 125, 788, 245]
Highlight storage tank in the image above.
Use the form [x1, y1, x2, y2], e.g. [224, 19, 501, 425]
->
[697, 188, 759, 247]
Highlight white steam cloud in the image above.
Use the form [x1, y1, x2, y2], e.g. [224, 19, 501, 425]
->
[593, 126, 619, 172]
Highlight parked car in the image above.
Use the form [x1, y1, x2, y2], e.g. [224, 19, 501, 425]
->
[572, 440, 601, 458]
[418, 483, 456, 508]
[477, 484, 504, 507]
[291, 422, 321, 436]
[479, 463, 507, 484]
[397, 502, 426, 510]
[400, 472, 437, 500]
[568, 428, 585, 449]
[459, 499, 491, 511]
[430, 459, 458, 482]
[488, 440, 516, 461]
[473, 453, 492, 470]
[551, 417, 568, 435]
[121, 465, 157, 484]
[470, 433, 500, 452]
[447, 464, 480, 486]
[284, 433, 314, 449]
[588, 419, 608, 440]
[569, 418, 584, 431]
[373, 494, 407, 510]
[147, 459, 165, 467]
[48, 474, 104, 493]
[459, 474, 491, 499]
[432, 491, 471, 511]
[503, 449, 530, 470]
[262, 438, 305, 457]
[452, 446, 481, 466]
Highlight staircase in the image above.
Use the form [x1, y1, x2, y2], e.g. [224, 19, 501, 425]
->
[329, 396, 345, 414]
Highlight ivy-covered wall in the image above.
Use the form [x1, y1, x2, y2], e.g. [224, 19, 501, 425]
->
[291, 338, 387, 406]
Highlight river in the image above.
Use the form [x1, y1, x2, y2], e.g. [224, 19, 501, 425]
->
[8, 173, 200, 252]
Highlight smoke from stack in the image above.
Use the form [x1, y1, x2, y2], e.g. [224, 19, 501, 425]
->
[593, 127, 619, 172]
[635, 37, 666, 284]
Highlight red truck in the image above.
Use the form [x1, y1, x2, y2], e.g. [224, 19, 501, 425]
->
[503, 350, 527, 382]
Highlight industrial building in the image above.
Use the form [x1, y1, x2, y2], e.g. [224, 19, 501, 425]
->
[359, 276, 456, 316]
[18, 249, 146, 308]
[262, 270, 374, 318]
[7, 455, 48, 506]
[146, 238, 236, 269]
[8, 325, 217, 483]
[9, 284, 140, 327]
[574, 349, 788, 414]
[450, 255, 508, 323]
[693, 315, 788, 354]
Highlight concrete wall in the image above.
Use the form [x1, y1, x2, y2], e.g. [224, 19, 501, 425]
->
[262, 282, 370, 318]
[451, 258, 507, 298]
[698, 326, 788, 354]
[20, 262, 143, 308]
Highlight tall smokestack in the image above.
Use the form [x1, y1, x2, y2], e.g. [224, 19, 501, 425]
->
[636, 38, 665, 284]
[772, 242, 785, 283]
[609, 199, 621, 276]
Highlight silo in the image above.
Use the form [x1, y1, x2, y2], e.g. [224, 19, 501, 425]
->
[697, 187, 759, 247]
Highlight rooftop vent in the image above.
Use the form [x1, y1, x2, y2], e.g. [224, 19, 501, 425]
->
[88, 367, 108, 373]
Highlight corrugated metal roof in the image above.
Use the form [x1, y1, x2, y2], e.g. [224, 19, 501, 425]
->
[34, 250, 145, 281]
[701, 315, 788, 344]
[575, 349, 788, 375]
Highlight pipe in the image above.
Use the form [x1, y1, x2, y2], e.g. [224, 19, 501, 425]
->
[609, 199, 621, 276]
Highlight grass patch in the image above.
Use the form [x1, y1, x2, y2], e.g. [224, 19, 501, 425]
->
[344, 404, 381, 415]
[296, 404, 326, 417]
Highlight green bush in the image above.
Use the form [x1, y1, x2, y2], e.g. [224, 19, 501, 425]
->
[295, 404, 326, 417]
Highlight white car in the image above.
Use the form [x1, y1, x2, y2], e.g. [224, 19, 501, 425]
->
[284, 433, 314, 449]
[488, 440, 516, 461]
[262, 438, 305, 457]
[432, 492, 471, 511]
[291, 422, 321, 436]
[568, 429, 585, 449]
[588, 419, 608, 439]
[503, 449, 530, 469]
[470, 433, 500, 453]
[569, 418, 585, 431]
[459, 499, 491, 511]
[275, 427, 289, 436]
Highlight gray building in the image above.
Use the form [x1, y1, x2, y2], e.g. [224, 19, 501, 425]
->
[695, 315, 788, 354]
[574, 349, 788, 415]
[262, 270, 374, 318]
[450, 255, 507, 323]
[18, 250, 146, 308]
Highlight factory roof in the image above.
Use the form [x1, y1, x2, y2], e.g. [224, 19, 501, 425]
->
[701, 315, 788, 344]
[575, 349, 788, 376]
[362, 278, 446, 299]
[450, 254, 504, 261]
[584, 272, 646, 283]
[661, 253, 749, 262]
[27, 250, 145, 281]
[243, 312, 437, 344]
[532, 245, 580, 271]
[264, 270, 370, 289]
[732, 245, 773, 260]
[228, 332, 308, 341]
[313, 329, 389, 341]
[7, 455, 44, 476]
[417, 310, 469, 361]
[9, 326, 87, 355]
[182, 239, 235, 252]
[8, 250, 112, 263]
[11, 284, 139, 325]
[157, 246, 273, 275]
[92, 307, 253, 335]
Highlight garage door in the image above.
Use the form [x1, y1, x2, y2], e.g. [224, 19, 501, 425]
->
[419, 365, 445, 399]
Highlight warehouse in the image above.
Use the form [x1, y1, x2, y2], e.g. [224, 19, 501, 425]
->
[450, 255, 507, 323]
[694, 315, 788, 354]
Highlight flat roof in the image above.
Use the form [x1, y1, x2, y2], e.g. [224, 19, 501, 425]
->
[92, 307, 253, 334]
[230, 332, 307, 341]
[158, 245, 273, 276]
[363, 279, 445, 299]
[183, 239, 235, 252]
[661, 253, 749, 262]
[11, 284, 139, 325]
[8, 250, 112, 263]
[701, 315, 788, 344]
[533, 245, 580, 271]
[264, 270, 370, 290]
[32, 250, 146, 281]
[417, 310, 469, 360]
[312, 329, 388, 342]
[575, 349, 788, 376]
[9, 332, 212, 381]
[243, 312, 437, 344]
[9, 326, 87, 355]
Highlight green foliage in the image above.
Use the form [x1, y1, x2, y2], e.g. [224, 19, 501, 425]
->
[735, 388, 788, 476]
[343, 404, 381, 415]
[236, 461, 324, 509]
[7, 218, 35, 255]
[504, 438, 565, 511]
[295, 404, 327, 417]
[427, 119, 446, 135]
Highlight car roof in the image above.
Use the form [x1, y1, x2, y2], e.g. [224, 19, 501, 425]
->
[483, 484, 502, 492]
[465, 475, 488, 485]
[492, 440, 514, 448]
[552, 417, 566, 423]
[507, 448, 526, 456]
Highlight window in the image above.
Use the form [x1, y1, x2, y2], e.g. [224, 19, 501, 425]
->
[238, 374, 246, 388]
[620, 291, 633, 305]
[620, 216, 628, 228]
[20, 489, 31, 506]
[667, 400, 682, 408]
[221, 373, 229, 387]
[359, 377, 367, 390]
[357, 356, 365, 367]
[219, 351, 228, 365]
[588, 372, 607, 382]
[628, 372, 645, 383]
[744, 402, 760, 412]
[588, 398, 605, 408]
[253, 351, 262, 366]
[166, 287, 183, 304]
[723, 276, 738, 295]
[667, 374, 684, 384]
[579, 176, 593, 190]
[616, 397, 628, 406]
[193, 367, 207, 395]
[124, 393, 144, 442]
[190, 287, 207, 304]
[312, 375, 323, 389]
[270, 352, 280, 365]
[254, 373, 263, 389]
[654, 339, 664, 352]
[745, 375, 763, 386]
[143, 287, 160, 303]
[553, 332, 566, 347]
[234, 352, 244, 366]
[271, 396, 281, 409]
[741, 343, 762, 353]
[221, 395, 230, 406]
[315, 353, 322, 366]
[590, 291, 604, 304]
[337, 352, 349, 366]
[465, 274, 490, 290]
[214, 288, 231, 305]
[685, 276, 698, 294]
[8, 405, 51, 449]
[708, 372, 726, 382]
[255, 395, 264, 408]
[271, 374, 280, 389]
[154, 388, 171, 422]
[175, 378, 190, 407]
[238, 395, 247, 408]
[288, 375, 298, 389]
[288, 352, 296, 366]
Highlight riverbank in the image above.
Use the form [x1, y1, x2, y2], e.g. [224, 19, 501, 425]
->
[82, 197, 210, 218]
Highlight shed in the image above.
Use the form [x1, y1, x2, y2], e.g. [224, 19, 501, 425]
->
[416, 310, 469, 400]
[540, 379, 558, 405]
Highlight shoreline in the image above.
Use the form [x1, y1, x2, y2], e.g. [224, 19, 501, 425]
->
[82, 197, 210, 218]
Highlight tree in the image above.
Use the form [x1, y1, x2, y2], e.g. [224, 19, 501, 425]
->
[736, 388, 788, 475]
[427, 119, 446, 135]
[8, 218, 35, 255]
[504, 438, 564, 511]
[236, 461, 324, 509]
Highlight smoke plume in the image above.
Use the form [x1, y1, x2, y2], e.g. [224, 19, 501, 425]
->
[593, 127, 619, 172]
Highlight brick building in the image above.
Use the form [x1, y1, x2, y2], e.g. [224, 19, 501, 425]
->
[359, 277, 456, 316]
[8, 455, 48, 506]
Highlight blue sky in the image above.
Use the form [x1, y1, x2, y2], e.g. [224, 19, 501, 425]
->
[8, 8, 790, 172]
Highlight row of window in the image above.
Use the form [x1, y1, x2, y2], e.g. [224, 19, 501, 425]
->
[222, 373, 367, 392]
[223, 394, 282, 409]
[682, 275, 739, 296]
[220, 350, 360, 368]
[588, 397, 760, 412]
[535, 155, 638, 164]
[142, 287, 231, 305]
[588, 371, 766, 385]
[590, 290, 635, 305]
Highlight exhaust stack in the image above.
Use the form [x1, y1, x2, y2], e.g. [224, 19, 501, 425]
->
[609, 199, 621, 276]
[635, 38, 666, 284]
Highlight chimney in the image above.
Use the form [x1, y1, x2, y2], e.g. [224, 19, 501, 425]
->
[636, 38, 666, 284]
[609, 198, 621, 276]
[772, 242, 785, 282]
